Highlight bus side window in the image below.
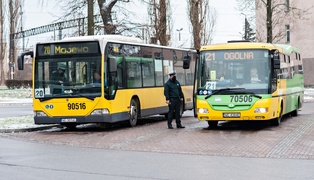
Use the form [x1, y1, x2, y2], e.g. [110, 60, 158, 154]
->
[142, 59, 154, 87]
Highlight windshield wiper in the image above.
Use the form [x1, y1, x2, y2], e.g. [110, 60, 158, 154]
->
[39, 93, 95, 102]
[205, 88, 245, 99]
[231, 91, 262, 99]
[39, 97, 54, 102]
[72, 94, 95, 101]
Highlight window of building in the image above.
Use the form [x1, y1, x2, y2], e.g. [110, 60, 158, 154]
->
[286, 25, 290, 42]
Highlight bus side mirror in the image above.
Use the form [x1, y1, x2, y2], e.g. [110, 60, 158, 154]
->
[109, 57, 117, 72]
[17, 51, 33, 70]
[18, 55, 24, 70]
[271, 49, 280, 69]
[183, 55, 191, 69]
[274, 58, 280, 69]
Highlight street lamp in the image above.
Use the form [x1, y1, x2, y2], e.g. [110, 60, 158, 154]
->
[176, 28, 183, 41]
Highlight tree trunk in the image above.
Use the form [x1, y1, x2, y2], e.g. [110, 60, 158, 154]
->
[87, 0, 94, 35]
[97, 0, 118, 34]
[158, 0, 167, 45]
[266, 0, 272, 43]
[0, 0, 4, 84]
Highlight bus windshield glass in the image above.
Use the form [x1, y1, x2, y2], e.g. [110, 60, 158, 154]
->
[198, 49, 270, 94]
[34, 55, 103, 99]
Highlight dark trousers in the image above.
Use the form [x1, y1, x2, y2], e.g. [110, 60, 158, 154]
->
[168, 98, 181, 126]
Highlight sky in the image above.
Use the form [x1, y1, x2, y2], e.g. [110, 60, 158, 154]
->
[21, 0, 244, 49]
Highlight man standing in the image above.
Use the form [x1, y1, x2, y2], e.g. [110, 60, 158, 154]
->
[164, 71, 185, 129]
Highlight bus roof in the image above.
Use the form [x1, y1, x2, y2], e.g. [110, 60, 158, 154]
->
[36, 35, 196, 52]
[63, 35, 144, 44]
[200, 42, 301, 55]
[274, 44, 301, 55]
[200, 42, 278, 51]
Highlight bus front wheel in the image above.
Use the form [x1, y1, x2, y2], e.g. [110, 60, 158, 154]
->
[272, 106, 283, 126]
[64, 123, 77, 130]
[208, 121, 218, 128]
[129, 99, 139, 127]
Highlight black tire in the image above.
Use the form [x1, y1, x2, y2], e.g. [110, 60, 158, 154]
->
[271, 105, 283, 126]
[179, 101, 184, 117]
[64, 123, 77, 130]
[208, 121, 218, 128]
[129, 99, 139, 127]
[291, 99, 300, 117]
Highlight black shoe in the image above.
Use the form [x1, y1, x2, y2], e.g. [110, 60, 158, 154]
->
[177, 125, 185, 128]
[168, 126, 174, 129]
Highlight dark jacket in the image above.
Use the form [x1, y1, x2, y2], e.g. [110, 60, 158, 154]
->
[164, 79, 184, 100]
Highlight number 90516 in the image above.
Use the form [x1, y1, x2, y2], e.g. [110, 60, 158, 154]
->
[68, 103, 86, 110]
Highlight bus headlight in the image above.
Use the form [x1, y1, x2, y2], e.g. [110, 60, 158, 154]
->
[254, 108, 268, 113]
[91, 109, 109, 115]
[34, 111, 47, 117]
[198, 108, 209, 114]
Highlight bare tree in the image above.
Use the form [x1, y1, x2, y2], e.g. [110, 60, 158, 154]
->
[97, 0, 118, 34]
[55, 0, 143, 36]
[0, 0, 5, 84]
[187, 0, 217, 50]
[201, 5, 217, 45]
[141, 0, 171, 46]
[237, 0, 311, 43]
[9, 0, 22, 80]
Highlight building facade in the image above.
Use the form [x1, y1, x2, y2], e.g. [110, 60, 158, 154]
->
[256, 0, 314, 86]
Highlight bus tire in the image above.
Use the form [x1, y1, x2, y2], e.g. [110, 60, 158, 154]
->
[129, 99, 139, 127]
[208, 121, 218, 128]
[272, 105, 283, 126]
[64, 123, 77, 130]
[291, 98, 300, 117]
[179, 101, 184, 117]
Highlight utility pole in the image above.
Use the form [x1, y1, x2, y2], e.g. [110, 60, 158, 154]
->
[20, 5, 24, 51]
[87, 0, 94, 35]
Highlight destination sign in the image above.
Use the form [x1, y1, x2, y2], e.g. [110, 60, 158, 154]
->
[204, 49, 269, 61]
[36, 41, 100, 57]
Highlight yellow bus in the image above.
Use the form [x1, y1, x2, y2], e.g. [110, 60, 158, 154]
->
[18, 35, 196, 129]
[194, 41, 304, 127]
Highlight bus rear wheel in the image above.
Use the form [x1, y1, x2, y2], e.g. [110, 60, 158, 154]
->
[129, 99, 139, 127]
[291, 98, 300, 117]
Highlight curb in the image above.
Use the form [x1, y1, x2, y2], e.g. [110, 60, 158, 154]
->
[0, 125, 62, 133]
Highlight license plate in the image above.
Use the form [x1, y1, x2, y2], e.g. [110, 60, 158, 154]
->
[61, 118, 77, 123]
[223, 112, 240, 118]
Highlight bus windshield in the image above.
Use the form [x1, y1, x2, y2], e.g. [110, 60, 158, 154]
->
[197, 49, 270, 94]
[34, 55, 103, 99]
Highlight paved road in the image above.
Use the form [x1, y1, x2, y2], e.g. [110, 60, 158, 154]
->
[0, 104, 33, 118]
[0, 137, 313, 180]
[2, 102, 314, 159]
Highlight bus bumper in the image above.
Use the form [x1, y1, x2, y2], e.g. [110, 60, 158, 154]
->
[34, 112, 130, 125]
[197, 112, 273, 121]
